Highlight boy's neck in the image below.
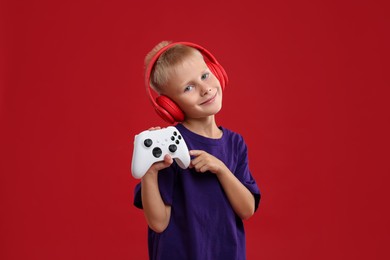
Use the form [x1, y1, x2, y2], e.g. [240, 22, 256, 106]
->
[182, 117, 223, 139]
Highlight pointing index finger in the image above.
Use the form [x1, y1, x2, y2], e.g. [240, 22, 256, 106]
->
[189, 150, 202, 156]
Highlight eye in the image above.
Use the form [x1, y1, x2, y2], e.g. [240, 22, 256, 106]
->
[201, 72, 210, 80]
[184, 85, 194, 92]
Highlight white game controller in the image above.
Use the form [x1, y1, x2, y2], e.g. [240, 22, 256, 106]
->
[131, 126, 191, 179]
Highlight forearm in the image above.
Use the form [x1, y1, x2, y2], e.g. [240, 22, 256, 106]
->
[216, 166, 255, 220]
[141, 171, 171, 233]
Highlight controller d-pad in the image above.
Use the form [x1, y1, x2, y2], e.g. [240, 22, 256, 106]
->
[144, 139, 153, 147]
[169, 144, 177, 153]
[152, 147, 162, 158]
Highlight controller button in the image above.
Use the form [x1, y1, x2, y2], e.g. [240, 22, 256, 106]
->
[171, 136, 175, 141]
[175, 140, 180, 145]
[144, 139, 153, 147]
[152, 147, 162, 158]
[173, 131, 177, 136]
[178, 135, 182, 140]
[169, 144, 177, 153]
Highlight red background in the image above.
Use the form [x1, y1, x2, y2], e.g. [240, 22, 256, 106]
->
[1, 0, 389, 259]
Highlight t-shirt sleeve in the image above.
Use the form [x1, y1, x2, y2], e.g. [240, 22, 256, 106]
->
[133, 164, 177, 209]
[235, 135, 261, 211]
[133, 182, 142, 209]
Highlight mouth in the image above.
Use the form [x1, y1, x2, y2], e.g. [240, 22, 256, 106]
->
[200, 92, 217, 105]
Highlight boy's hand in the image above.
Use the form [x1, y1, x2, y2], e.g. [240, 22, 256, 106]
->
[189, 150, 226, 175]
[141, 126, 174, 178]
[142, 154, 173, 178]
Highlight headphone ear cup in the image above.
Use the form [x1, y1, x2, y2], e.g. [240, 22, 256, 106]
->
[206, 61, 229, 90]
[155, 95, 185, 123]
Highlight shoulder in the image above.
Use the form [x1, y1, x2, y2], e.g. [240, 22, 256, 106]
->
[220, 126, 247, 146]
[218, 127, 251, 159]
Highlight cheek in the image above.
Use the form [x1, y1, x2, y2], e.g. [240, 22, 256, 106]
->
[174, 97, 195, 113]
[211, 74, 222, 87]
[216, 86, 223, 100]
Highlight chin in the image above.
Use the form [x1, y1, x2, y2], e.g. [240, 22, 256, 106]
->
[192, 105, 222, 119]
[210, 102, 223, 115]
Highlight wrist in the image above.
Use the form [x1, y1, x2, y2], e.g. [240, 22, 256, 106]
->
[142, 169, 159, 181]
[215, 164, 229, 177]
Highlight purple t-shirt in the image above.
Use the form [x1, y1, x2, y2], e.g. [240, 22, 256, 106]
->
[134, 124, 261, 260]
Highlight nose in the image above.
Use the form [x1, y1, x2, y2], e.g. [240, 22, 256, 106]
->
[200, 83, 211, 96]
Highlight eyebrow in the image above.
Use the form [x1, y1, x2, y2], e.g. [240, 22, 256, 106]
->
[181, 67, 209, 86]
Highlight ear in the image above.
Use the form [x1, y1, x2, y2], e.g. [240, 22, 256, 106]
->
[155, 95, 185, 123]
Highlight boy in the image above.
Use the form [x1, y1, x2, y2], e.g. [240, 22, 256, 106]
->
[134, 41, 260, 260]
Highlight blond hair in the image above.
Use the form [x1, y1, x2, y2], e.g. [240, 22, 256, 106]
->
[145, 41, 201, 93]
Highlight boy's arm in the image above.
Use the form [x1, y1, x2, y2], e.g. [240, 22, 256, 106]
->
[189, 150, 255, 220]
[141, 155, 173, 233]
[214, 166, 255, 220]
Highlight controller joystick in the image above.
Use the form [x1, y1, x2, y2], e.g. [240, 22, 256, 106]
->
[131, 126, 190, 179]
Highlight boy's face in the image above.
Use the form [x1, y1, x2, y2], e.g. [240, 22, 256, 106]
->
[162, 51, 223, 120]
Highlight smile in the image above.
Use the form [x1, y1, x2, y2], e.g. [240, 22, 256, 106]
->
[200, 92, 217, 105]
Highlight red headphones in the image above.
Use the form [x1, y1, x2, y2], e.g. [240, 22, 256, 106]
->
[145, 42, 229, 124]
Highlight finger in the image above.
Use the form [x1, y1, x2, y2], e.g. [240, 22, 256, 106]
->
[197, 164, 209, 173]
[191, 151, 210, 164]
[199, 165, 209, 173]
[190, 155, 203, 167]
[151, 155, 173, 171]
[152, 161, 171, 171]
[189, 150, 203, 157]
[163, 154, 173, 164]
[148, 126, 162, 131]
[192, 160, 207, 172]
